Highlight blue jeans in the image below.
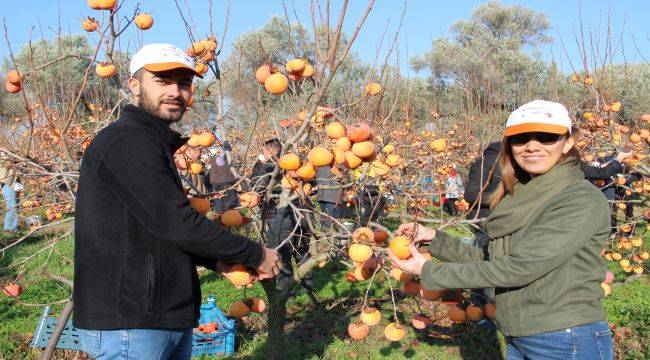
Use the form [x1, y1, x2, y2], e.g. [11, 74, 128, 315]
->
[79, 328, 193, 360]
[506, 321, 613, 360]
[2, 184, 18, 232]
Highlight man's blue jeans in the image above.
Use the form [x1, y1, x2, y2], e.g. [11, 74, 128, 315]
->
[2, 184, 18, 232]
[79, 328, 193, 359]
[506, 321, 613, 360]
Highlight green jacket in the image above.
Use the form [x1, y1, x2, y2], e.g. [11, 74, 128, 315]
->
[421, 161, 611, 337]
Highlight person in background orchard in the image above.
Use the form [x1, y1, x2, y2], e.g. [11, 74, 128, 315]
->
[580, 149, 632, 182]
[353, 163, 387, 225]
[443, 165, 464, 216]
[390, 100, 613, 360]
[465, 141, 501, 246]
[251, 138, 314, 293]
[315, 165, 346, 229]
[73, 43, 281, 360]
[464, 141, 502, 309]
[0, 155, 19, 234]
[580, 149, 635, 232]
[250, 138, 283, 221]
[613, 169, 642, 222]
[421, 173, 434, 201]
[181, 158, 210, 198]
[175, 144, 210, 197]
[209, 142, 240, 214]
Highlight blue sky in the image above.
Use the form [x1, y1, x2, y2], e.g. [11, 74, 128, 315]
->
[1, 1, 648, 76]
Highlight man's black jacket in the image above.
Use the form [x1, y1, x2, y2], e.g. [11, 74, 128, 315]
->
[73, 105, 264, 330]
[464, 141, 502, 220]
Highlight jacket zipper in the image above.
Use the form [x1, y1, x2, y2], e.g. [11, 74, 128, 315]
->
[145, 254, 155, 316]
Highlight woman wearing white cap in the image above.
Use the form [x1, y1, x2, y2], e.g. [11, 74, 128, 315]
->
[389, 100, 613, 359]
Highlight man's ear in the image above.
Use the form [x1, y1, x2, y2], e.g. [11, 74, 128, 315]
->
[128, 77, 141, 97]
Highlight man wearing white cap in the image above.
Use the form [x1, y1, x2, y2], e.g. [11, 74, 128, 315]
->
[73, 44, 281, 359]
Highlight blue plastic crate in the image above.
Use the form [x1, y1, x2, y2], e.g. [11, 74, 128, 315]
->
[31, 295, 236, 358]
[192, 295, 236, 357]
[30, 306, 82, 351]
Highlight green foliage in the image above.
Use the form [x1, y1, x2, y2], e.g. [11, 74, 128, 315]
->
[2, 36, 93, 111]
[0, 35, 128, 124]
[410, 0, 551, 113]
[407, 0, 650, 145]
[217, 15, 373, 131]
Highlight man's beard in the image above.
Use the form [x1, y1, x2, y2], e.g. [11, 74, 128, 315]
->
[138, 89, 186, 124]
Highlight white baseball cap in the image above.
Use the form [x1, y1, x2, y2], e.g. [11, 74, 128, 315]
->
[504, 100, 572, 137]
[129, 43, 203, 78]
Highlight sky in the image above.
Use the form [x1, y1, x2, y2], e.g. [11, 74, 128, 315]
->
[1, 0, 648, 76]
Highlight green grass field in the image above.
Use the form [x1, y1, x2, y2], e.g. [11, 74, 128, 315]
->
[0, 224, 648, 359]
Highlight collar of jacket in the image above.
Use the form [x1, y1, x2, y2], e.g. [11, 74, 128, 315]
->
[123, 104, 189, 152]
[484, 155, 584, 238]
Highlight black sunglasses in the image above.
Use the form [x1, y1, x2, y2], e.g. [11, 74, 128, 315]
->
[509, 132, 566, 146]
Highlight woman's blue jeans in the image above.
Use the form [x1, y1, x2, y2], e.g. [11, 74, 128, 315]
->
[506, 321, 613, 360]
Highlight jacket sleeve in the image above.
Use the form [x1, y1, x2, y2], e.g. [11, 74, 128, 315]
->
[96, 131, 265, 268]
[580, 160, 622, 180]
[427, 230, 484, 263]
[421, 187, 609, 291]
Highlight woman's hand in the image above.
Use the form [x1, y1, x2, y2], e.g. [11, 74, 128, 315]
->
[387, 242, 429, 276]
[395, 222, 437, 244]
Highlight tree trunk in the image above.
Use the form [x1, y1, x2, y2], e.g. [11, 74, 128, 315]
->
[266, 294, 287, 360]
[261, 279, 291, 360]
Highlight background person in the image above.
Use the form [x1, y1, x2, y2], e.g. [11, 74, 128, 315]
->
[389, 100, 613, 360]
[464, 141, 502, 308]
[580, 149, 632, 182]
[315, 165, 346, 229]
[251, 138, 314, 293]
[0, 155, 19, 234]
[465, 141, 502, 222]
[442, 166, 464, 216]
[209, 149, 240, 214]
[73, 43, 281, 360]
[580, 149, 634, 232]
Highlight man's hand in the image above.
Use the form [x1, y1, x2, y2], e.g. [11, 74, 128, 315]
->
[395, 222, 437, 244]
[256, 247, 282, 280]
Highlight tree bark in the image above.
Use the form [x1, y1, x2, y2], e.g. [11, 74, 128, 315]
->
[261, 280, 291, 360]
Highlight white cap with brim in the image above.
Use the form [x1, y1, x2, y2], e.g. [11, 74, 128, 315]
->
[504, 100, 572, 137]
[129, 43, 203, 78]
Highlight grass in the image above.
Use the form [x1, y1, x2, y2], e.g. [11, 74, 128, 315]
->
[0, 230, 74, 359]
[199, 260, 506, 360]
[0, 221, 649, 359]
[603, 276, 650, 359]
